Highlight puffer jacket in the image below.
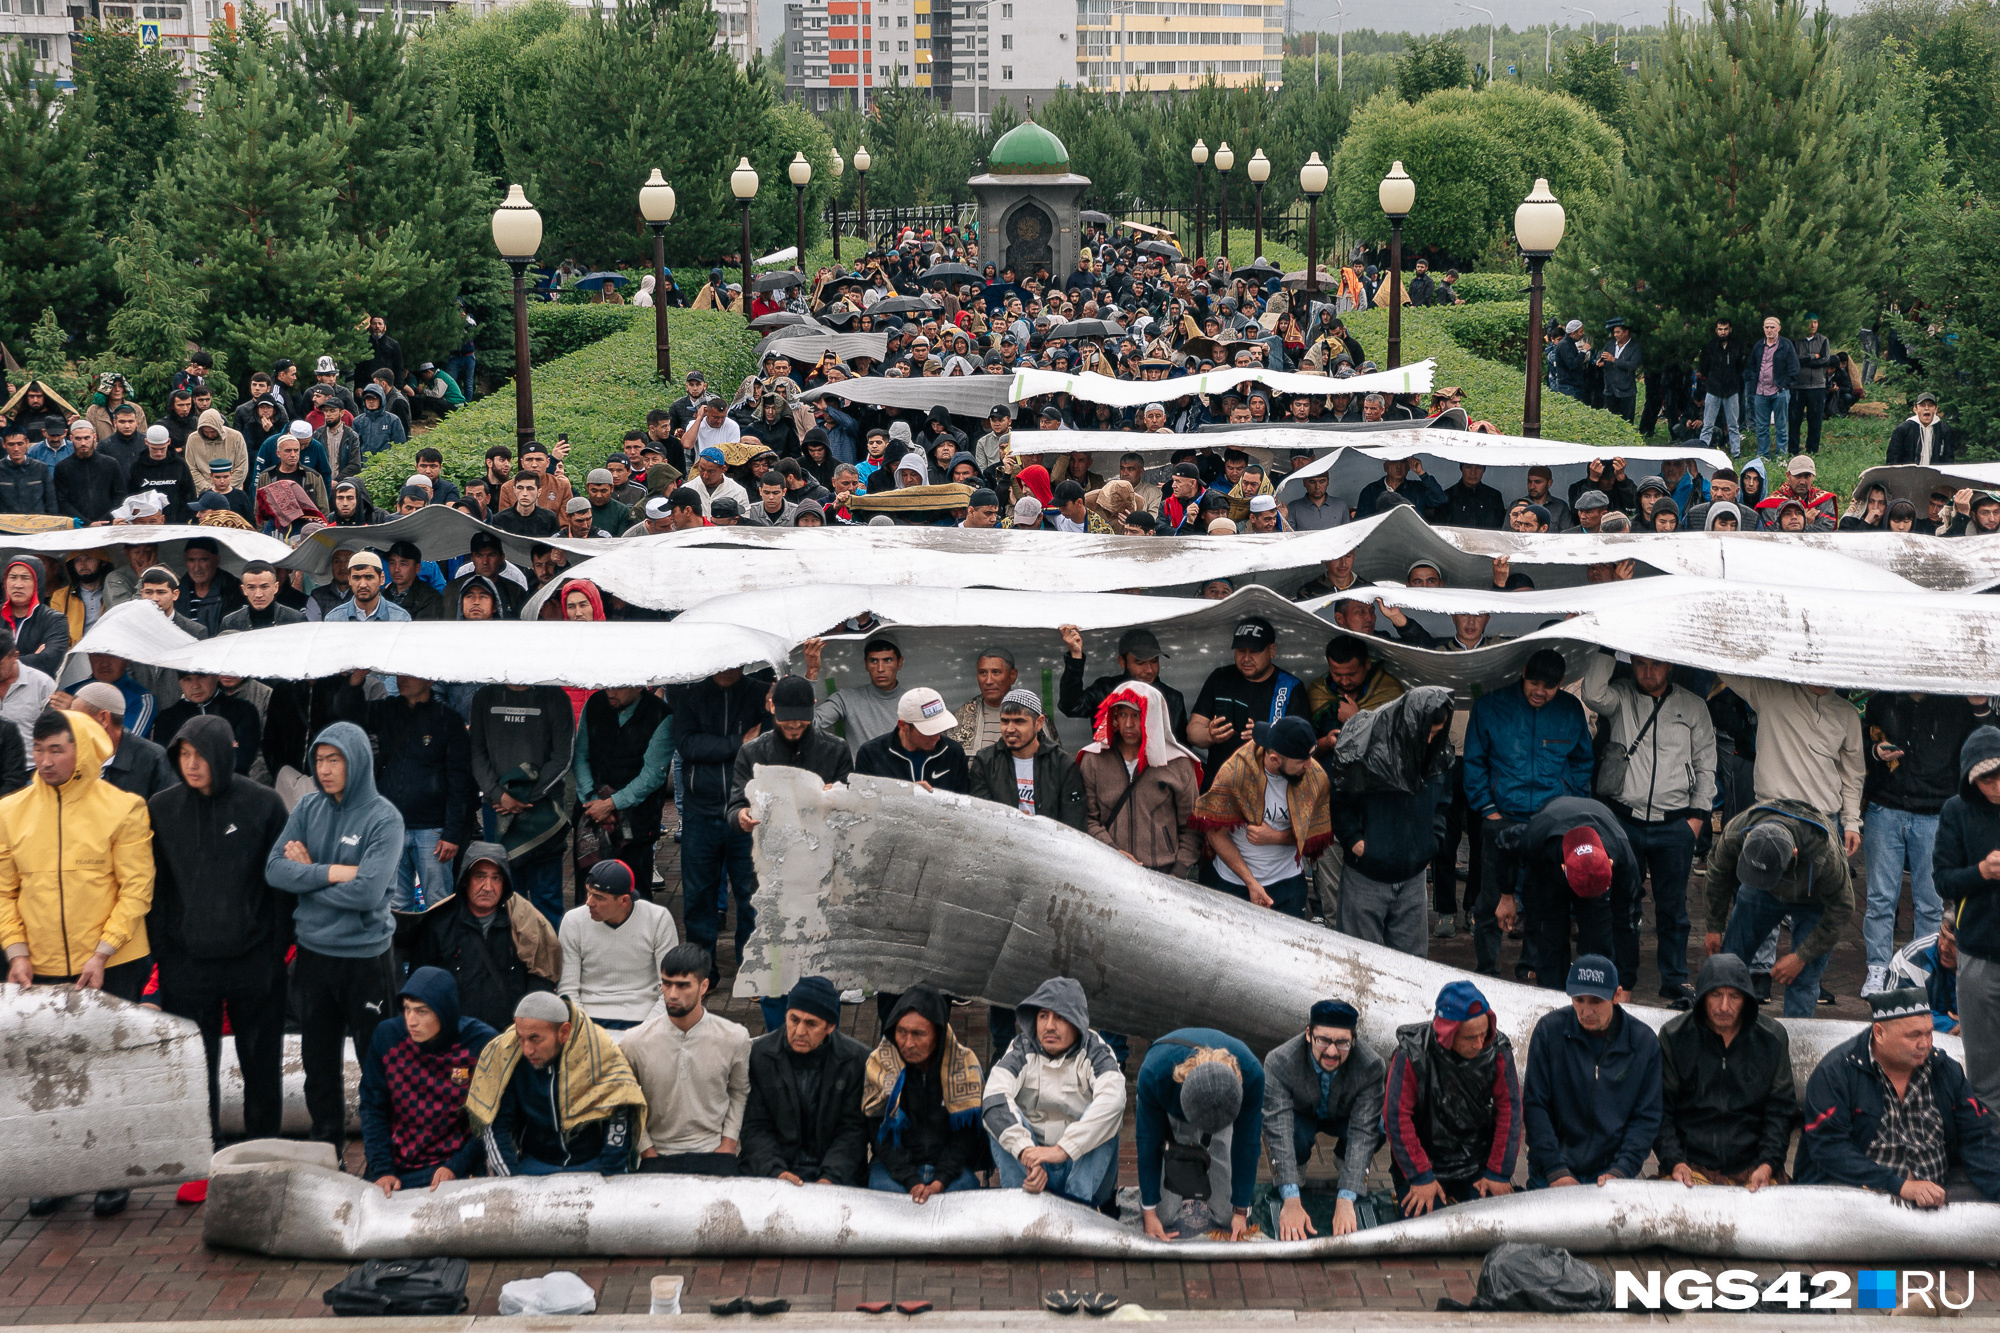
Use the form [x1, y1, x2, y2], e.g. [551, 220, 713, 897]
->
[0, 710, 155, 978]
[981, 976, 1126, 1163]
[1078, 748, 1200, 875]
[1578, 653, 1717, 823]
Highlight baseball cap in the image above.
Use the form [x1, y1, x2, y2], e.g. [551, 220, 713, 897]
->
[1252, 715, 1316, 761]
[1561, 827, 1614, 898]
[386, 540, 422, 562]
[1787, 454, 1816, 475]
[644, 495, 674, 520]
[1117, 627, 1165, 660]
[699, 446, 726, 465]
[1565, 954, 1619, 1001]
[1013, 496, 1043, 523]
[1915, 391, 1937, 406]
[585, 859, 636, 898]
[1232, 616, 1275, 650]
[771, 674, 816, 722]
[1739, 822, 1796, 893]
[897, 686, 955, 736]
[564, 497, 592, 514]
[711, 497, 741, 519]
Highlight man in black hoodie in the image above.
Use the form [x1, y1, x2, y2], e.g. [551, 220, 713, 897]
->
[407, 842, 560, 1033]
[146, 715, 294, 1145]
[1933, 726, 2000, 1113]
[862, 983, 987, 1199]
[1653, 953, 1797, 1188]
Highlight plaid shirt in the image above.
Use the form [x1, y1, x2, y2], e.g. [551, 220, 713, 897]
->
[1864, 1054, 1949, 1189]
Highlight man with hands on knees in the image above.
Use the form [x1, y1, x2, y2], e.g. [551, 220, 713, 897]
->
[1262, 999, 1384, 1240]
[1384, 981, 1521, 1218]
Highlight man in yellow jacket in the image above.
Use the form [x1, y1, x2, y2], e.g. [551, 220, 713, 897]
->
[0, 707, 155, 1219]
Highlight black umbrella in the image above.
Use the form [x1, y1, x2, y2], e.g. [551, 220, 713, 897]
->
[1231, 262, 1284, 286]
[751, 269, 806, 292]
[1136, 240, 1183, 259]
[820, 307, 860, 327]
[869, 295, 943, 315]
[918, 263, 983, 284]
[1047, 318, 1125, 341]
[751, 311, 820, 330]
[1080, 210, 1113, 227]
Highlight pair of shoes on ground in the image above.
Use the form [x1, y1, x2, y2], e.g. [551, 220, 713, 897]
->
[26, 1191, 128, 1219]
[1659, 982, 1695, 1012]
[1045, 1291, 1123, 1316]
[710, 1297, 791, 1316]
[854, 1300, 934, 1315]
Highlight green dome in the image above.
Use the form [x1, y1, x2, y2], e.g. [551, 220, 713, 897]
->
[987, 120, 1070, 175]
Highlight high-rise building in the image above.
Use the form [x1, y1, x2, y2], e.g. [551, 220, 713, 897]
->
[947, 0, 1281, 117]
[3, 0, 217, 86]
[786, 0, 954, 109]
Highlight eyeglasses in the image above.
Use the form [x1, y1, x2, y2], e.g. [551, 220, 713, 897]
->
[1308, 1035, 1352, 1054]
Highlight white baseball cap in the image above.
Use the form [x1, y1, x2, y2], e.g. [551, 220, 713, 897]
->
[897, 686, 955, 736]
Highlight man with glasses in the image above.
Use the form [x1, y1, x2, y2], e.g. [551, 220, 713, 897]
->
[1260, 999, 1384, 1240]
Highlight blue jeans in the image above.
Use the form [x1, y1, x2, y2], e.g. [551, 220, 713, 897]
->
[988, 1128, 1118, 1206]
[1750, 389, 1790, 456]
[681, 812, 757, 966]
[1721, 883, 1828, 1017]
[1863, 804, 1943, 971]
[1701, 392, 1741, 454]
[479, 806, 565, 927]
[1619, 818, 1696, 989]
[593, 1017, 641, 1031]
[445, 353, 476, 396]
[395, 827, 458, 914]
[867, 1162, 981, 1195]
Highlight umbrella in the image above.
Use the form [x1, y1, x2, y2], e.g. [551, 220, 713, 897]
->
[751, 269, 806, 293]
[1280, 266, 1341, 290]
[1231, 262, 1284, 286]
[751, 311, 820, 330]
[1080, 210, 1113, 227]
[820, 307, 860, 327]
[1136, 240, 1183, 259]
[869, 295, 943, 316]
[981, 281, 1029, 313]
[569, 271, 629, 291]
[1046, 318, 1125, 341]
[917, 263, 983, 284]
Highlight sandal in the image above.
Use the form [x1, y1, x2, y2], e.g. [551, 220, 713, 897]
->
[855, 1301, 895, 1314]
[896, 1300, 934, 1315]
[708, 1298, 747, 1316]
[1044, 1290, 1083, 1314]
[745, 1297, 792, 1316]
[1081, 1292, 1123, 1316]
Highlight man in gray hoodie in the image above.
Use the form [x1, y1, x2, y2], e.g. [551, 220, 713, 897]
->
[266, 721, 405, 1154]
[981, 977, 1127, 1209]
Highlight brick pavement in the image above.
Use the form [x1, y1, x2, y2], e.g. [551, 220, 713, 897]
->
[1, 822, 1984, 1324]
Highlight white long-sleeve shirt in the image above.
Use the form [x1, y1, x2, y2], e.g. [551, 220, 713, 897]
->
[1718, 674, 1865, 828]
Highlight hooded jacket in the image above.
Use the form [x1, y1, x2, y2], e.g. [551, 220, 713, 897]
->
[186, 410, 249, 495]
[1796, 1025, 2000, 1199]
[1261, 1028, 1385, 1197]
[2, 558, 73, 679]
[1578, 652, 1717, 824]
[408, 843, 559, 1032]
[1886, 413, 1955, 467]
[969, 735, 1087, 831]
[146, 715, 293, 964]
[1521, 1004, 1662, 1184]
[0, 710, 155, 978]
[1935, 726, 2000, 966]
[1653, 953, 1797, 1177]
[981, 976, 1126, 1164]
[1704, 798, 1854, 961]
[739, 1023, 872, 1185]
[865, 984, 988, 1188]
[1077, 687, 1203, 876]
[358, 965, 499, 1182]
[1385, 1007, 1521, 1189]
[264, 721, 404, 958]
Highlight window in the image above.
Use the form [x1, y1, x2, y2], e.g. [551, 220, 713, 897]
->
[104, 4, 134, 14]
[999, 1, 1010, 12]
[914, 35, 928, 45]
[896, 13, 906, 24]
[897, 38, 907, 48]
[999, 31, 1009, 46]
[1000, 63, 1012, 77]
[898, 60, 910, 73]
[878, 38, 887, 48]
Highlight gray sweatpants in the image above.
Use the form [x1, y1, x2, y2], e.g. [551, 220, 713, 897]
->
[1335, 865, 1430, 958]
[1958, 954, 2000, 1112]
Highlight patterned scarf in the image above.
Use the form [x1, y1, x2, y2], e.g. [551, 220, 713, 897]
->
[1191, 741, 1335, 862]
[465, 997, 647, 1137]
[862, 1026, 985, 1145]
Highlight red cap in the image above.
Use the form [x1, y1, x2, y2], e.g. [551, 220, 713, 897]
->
[1561, 827, 1613, 897]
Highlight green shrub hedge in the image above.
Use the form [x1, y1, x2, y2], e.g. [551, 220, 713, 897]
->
[1450, 272, 1525, 304]
[360, 308, 761, 504]
[1340, 305, 1642, 449]
[1435, 300, 1530, 366]
[527, 305, 648, 363]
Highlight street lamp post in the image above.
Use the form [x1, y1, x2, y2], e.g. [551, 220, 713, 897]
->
[1461, 2, 1494, 82]
[830, 149, 845, 261]
[1214, 141, 1234, 262]
[731, 156, 759, 323]
[1514, 177, 1566, 439]
[1247, 149, 1269, 259]
[1378, 160, 1414, 370]
[638, 169, 676, 383]
[1299, 152, 1328, 296]
[788, 152, 812, 267]
[490, 183, 543, 450]
[852, 148, 868, 256]
[1190, 138, 1208, 260]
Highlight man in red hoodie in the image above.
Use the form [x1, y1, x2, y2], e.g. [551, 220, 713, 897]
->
[1383, 980, 1522, 1216]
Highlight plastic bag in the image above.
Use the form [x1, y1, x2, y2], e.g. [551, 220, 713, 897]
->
[1437, 1242, 1612, 1313]
[498, 1271, 599, 1317]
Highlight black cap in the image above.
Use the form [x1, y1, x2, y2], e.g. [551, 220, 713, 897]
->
[1039, 405, 1064, 421]
[772, 674, 816, 722]
[1052, 479, 1085, 504]
[1232, 616, 1275, 650]
[468, 532, 503, 553]
[585, 859, 636, 898]
[711, 497, 741, 518]
[967, 487, 999, 507]
[1172, 462, 1201, 480]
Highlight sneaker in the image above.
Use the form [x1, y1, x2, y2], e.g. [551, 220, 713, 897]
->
[1818, 986, 1837, 1007]
[1659, 983, 1695, 1011]
[1860, 965, 1889, 998]
[1433, 913, 1459, 940]
[26, 1196, 65, 1217]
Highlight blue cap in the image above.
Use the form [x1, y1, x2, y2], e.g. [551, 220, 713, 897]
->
[1435, 980, 1488, 1023]
[699, 446, 726, 465]
[1253, 714, 1317, 761]
[1566, 954, 1619, 1001]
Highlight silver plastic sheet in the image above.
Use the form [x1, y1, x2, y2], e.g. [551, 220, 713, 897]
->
[1008, 360, 1438, 408]
[0, 523, 292, 574]
[275, 508, 611, 579]
[1858, 462, 2000, 505]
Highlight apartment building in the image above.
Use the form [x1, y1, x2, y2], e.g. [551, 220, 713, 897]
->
[2, 0, 218, 86]
[785, 0, 956, 110]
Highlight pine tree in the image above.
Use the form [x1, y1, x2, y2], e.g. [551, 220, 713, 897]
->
[1396, 36, 1470, 101]
[0, 47, 110, 351]
[104, 218, 222, 407]
[1895, 191, 2000, 450]
[1551, 0, 1893, 367]
[68, 23, 191, 200]
[24, 307, 92, 406]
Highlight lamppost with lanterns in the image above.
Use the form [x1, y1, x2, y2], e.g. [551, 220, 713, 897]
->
[1190, 138, 1208, 260]
[639, 169, 675, 383]
[491, 183, 542, 449]
[1214, 141, 1234, 261]
[1378, 159, 1414, 370]
[853, 145, 870, 255]
[830, 149, 845, 262]
[1514, 177, 1566, 439]
[731, 156, 758, 322]
[788, 152, 812, 267]
[1299, 152, 1328, 295]
[1247, 149, 1269, 259]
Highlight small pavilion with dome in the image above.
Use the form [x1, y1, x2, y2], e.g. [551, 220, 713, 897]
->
[967, 120, 1093, 280]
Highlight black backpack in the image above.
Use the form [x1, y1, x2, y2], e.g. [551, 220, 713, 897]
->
[323, 1259, 470, 1317]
